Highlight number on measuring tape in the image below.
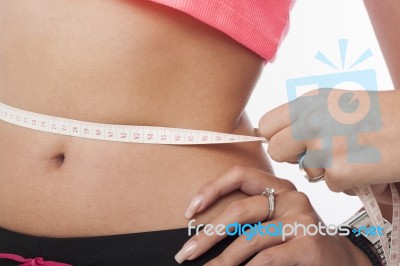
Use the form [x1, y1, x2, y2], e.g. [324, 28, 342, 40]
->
[0, 102, 266, 145]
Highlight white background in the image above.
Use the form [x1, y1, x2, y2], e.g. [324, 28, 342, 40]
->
[246, 0, 394, 225]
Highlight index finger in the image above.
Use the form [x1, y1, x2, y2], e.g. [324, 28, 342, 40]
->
[258, 102, 293, 141]
[185, 166, 296, 219]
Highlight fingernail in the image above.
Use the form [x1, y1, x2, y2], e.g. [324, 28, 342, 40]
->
[184, 195, 203, 219]
[175, 241, 197, 264]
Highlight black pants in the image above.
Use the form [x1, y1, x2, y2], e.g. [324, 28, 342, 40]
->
[0, 227, 242, 266]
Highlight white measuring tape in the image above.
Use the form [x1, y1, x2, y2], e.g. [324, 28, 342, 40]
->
[0, 102, 265, 145]
[0, 101, 399, 265]
[353, 185, 400, 265]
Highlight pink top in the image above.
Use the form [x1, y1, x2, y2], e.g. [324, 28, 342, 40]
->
[149, 0, 293, 62]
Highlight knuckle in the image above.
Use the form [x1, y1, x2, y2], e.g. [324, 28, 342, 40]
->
[303, 89, 319, 97]
[306, 110, 324, 133]
[226, 200, 248, 218]
[296, 212, 318, 225]
[210, 256, 227, 266]
[246, 235, 260, 248]
[258, 249, 275, 265]
[288, 191, 311, 206]
[229, 165, 247, 179]
[279, 179, 297, 192]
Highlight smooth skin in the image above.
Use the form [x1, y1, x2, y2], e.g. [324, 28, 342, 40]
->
[0, 0, 271, 237]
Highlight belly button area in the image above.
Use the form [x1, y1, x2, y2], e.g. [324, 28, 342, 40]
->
[51, 153, 66, 168]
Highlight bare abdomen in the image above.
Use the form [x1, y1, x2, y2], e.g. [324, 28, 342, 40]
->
[0, 0, 270, 237]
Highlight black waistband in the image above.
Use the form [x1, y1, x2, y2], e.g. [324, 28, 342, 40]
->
[0, 227, 241, 266]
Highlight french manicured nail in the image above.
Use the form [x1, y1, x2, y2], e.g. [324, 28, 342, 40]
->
[184, 195, 203, 219]
[175, 241, 197, 264]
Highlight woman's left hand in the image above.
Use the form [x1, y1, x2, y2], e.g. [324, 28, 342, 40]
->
[258, 89, 400, 197]
[175, 166, 371, 265]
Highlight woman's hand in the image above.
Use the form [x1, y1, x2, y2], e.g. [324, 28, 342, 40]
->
[175, 166, 371, 265]
[259, 89, 400, 198]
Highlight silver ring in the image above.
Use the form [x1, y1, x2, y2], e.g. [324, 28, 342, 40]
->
[298, 153, 325, 183]
[262, 187, 275, 221]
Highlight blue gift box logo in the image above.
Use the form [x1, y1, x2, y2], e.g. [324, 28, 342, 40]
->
[286, 39, 382, 167]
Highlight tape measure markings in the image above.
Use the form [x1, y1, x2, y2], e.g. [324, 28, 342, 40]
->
[0, 102, 265, 145]
[354, 184, 400, 265]
[1, 101, 400, 265]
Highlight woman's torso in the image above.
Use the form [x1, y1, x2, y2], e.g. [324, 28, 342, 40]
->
[0, 0, 271, 237]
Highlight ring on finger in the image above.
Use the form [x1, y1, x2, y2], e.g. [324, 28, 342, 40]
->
[261, 187, 275, 221]
[298, 153, 325, 183]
